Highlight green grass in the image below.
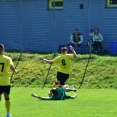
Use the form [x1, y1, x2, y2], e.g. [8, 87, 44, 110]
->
[5, 52, 117, 89]
[1, 52, 117, 116]
[1, 88, 117, 117]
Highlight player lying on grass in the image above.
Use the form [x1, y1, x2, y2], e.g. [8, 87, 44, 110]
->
[39, 46, 77, 88]
[47, 85, 77, 97]
[31, 87, 76, 100]
[0, 44, 17, 117]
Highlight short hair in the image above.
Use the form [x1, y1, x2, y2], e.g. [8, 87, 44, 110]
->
[75, 29, 78, 31]
[61, 47, 68, 53]
[94, 28, 99, 32]
[0, 44, 4, 51]
[0, 44, 4, 54]
[51, 89, 58, 95]
[75, 28, 78, 31]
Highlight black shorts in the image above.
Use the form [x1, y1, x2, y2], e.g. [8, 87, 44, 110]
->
[57, 71, 69, 85]
[0, 85, 11, 95]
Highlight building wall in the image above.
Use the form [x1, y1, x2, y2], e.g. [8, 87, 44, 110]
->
[0, 0, 117, 52]
[0, 0, 20, 50]
[90, 0, 117, 51]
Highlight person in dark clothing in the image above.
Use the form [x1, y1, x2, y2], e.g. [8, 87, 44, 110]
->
[92, 28, 103, 53]
[68, 29, 84, 53]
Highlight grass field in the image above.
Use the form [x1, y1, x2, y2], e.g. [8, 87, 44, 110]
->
[1, 88, 117, 117]
[5, 52, 117, 88]
[1, 52, 117, 116]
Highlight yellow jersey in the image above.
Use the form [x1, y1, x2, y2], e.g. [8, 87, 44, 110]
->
[0, 55, 14, 85]
[52, 54, 74, 74]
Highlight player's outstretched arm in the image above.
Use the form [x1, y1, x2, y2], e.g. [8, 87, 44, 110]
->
[39, 57, 53, 64]
[10, 66, 17, 73]
[69, 46, 77, 58]
[31, 93, 50, 100]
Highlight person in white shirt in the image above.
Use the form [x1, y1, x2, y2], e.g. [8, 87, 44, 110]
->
[92, 28, 103, 53]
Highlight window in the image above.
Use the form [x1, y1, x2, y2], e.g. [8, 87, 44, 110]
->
[49, 0, 63, 10]
[107, 0, 117, 7]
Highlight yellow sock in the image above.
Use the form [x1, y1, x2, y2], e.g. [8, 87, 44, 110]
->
[52, 83, 58, 88]
[5, 100, 10, 113]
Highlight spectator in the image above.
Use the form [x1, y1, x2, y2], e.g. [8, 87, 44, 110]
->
[87, 29, 94, 45]
[92, 28, 103, 53]
[69, 29, 83, 48]
[87, 29, 94, 52]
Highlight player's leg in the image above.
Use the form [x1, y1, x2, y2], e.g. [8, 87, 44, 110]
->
[52, 81, 59, 88]
[92, 42, 97, 52]
[0, 86, 3, 115]
[70, 94, 77, 99]
[98, 42, 102, 52]
[95, 42, 98, 52]
[0, 94, 1, 101]
[0, 93, 1, 111]
[52, 71, 60, 88]
[65, 86, 77, 92]
[58, 73, 76, 91]
[63, 85, 76, 92]
[3, 85, 11, 117]
[0, 86, 3, 101]
[4, 93, 10, 113]
[65, 94, 77, 99]
[59, 73, 69, 88]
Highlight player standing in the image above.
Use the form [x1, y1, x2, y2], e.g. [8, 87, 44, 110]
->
[39, 46, 77, 88]
[0, 44, 17, 117]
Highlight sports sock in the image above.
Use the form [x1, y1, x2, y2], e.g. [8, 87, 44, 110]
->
[52, 83, 58, 88]
[5, 100, 10, 113]
[52, 81, 58, 88]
